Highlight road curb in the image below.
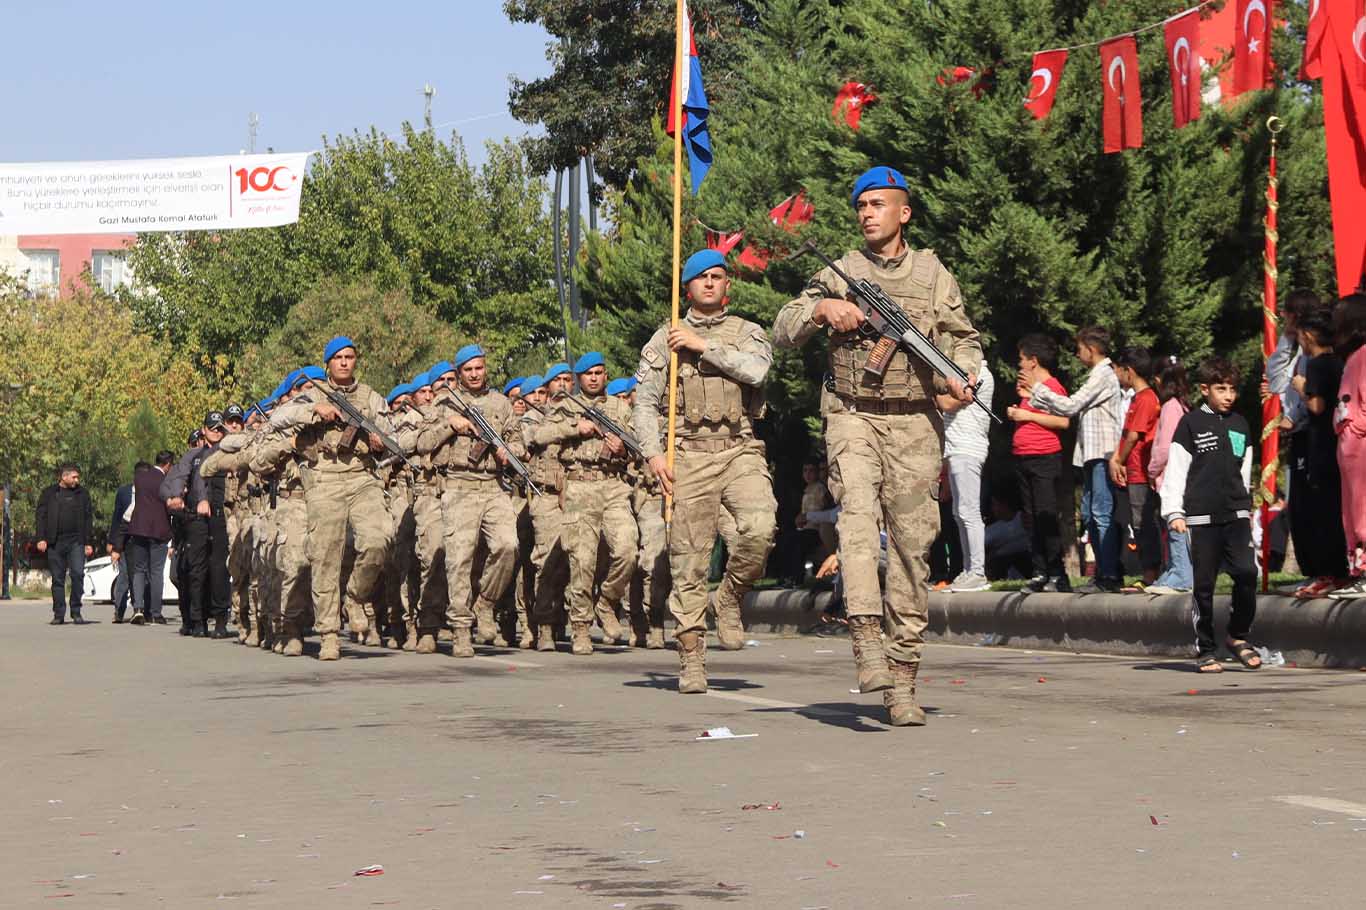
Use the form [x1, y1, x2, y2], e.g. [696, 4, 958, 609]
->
[740, 588, 1366, 669]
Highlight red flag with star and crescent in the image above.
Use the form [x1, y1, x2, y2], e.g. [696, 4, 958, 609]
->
[1025, 50, 1067, 120]
[1321, 0, 1366, 295]
[1233, 0, 1272, 94]
[1165, 10, 1203, 128]
[1302, 0, 1328, 79]
[1100, 37, 1143, 152]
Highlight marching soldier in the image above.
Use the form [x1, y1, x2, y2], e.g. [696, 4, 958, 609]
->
[632, 249, 777, 692]
[381, 381, 420, 649]
[502, 374, 545, 649]
[529, 353, 636, 655]
[521, 363, 573, 651]
[269, 338, 395, 662]
[612, 377, 667, 649]
[773, 166, 982, 726]
[415, 344, 519, 658]
[398, 367, 450, 653]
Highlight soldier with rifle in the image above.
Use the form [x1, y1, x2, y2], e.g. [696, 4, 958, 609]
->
[774, 166, 984, 726]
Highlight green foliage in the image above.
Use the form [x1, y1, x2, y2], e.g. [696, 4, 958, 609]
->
[504, 0, 761, 192]
[123, 127, 560, 377]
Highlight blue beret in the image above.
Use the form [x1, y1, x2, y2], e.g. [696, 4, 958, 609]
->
[681, 249, 728, 284]
[296, 365, 326, 387]
[386, 383, 411, 404]
[850, 165, 910, 208]
[543, 362, 571, 382]
[454, 344, 486, 368]
[573, 351, 605, 373]
[520, 375, 544, 395]
[323, 335, 357, 362]
[430, 360, 455, 379]
[411, 371, 431, 389]
[605, 377, 632, 396]
[503, 376, 525, 395]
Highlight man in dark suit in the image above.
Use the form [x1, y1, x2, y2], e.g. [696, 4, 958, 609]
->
[126, 451, 175, 625]
[35, 463, 94, 625]
[109, 477, 136, 622]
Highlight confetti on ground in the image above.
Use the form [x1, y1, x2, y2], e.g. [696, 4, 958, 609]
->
[354, 865, 384, 877]
[697, 727, 757, 741]
[741, 803, 781, 811]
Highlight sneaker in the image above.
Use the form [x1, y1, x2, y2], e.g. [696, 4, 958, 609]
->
[1039, 576, 1072, 593]
[1328, 578, 1366, 599]
[72, 615, 89, 625]
[1077, 578, 1122, 594]
[152, 616, 168, 624]
[49, 617, 64, 625]
[1023, 574, 1049, 592]
[1143, 584, 1189, 595]
[949, 572, 991, 593]
[112, 616, 125, 624]
[130, 612, 146, 625]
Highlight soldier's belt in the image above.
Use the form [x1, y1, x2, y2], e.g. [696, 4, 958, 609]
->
[439, 467, 500, 481]
[564, 467, 626, 482]
[837, 396, 935, 416]
[677, 435, 746, 454]
[277, 487, 304, 500]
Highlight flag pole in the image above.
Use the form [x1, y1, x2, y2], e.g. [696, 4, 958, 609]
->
[664, 0, 685, 525]
[1259, 115, 1283, 592]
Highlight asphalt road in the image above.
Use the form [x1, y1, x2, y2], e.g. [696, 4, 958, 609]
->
[4, 597, 1366, 909]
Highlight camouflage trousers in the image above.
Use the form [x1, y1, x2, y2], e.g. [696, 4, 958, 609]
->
[667, 440, 776, 637]
[226, 507, 253, 632]
[825, 407, 942, 665]
[275, 496, 312, 634]
[630, 487, 668, 638]
[304, 470, 393, 636]
[563, 475, 636, 625]
[380, 483, 417, 635]
[439, 474, 517, 630]
[411, 482, 447, 634]
[529, 489, 568, 626]
[251, 507, 280, 637]
[501, 496, 535, 637]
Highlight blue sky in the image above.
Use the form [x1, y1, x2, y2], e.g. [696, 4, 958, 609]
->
[2, 2, 551, 166]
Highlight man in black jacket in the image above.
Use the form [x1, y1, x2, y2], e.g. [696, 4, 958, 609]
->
[162, 414, 231, 638]
[127, 452, 175, 625]
[109, 478, 136, 622]
[35, 463, 94, 625]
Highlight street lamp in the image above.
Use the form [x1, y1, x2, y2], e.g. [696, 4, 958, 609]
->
[1, 381, 20, 600]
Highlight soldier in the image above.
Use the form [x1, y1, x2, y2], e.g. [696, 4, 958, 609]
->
[244, 396, 282, 650]
[397, 367, 449, 653]
[199, 403, 258, 645]
[499, 374, 544, 649]
[380, 381, 419, 649]
[415, 344, 519, 658]
[269, 339, 395, 661]
[632, 250, 777, 692]
[521, 363, 572, 650]
[611, 378, 668, 649]
[528, 352, 636, 655]
[773, 166, 982, 726]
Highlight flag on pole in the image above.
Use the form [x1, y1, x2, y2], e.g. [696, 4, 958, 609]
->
[1259, 118, 1283, 591]
[1100, 37, 1143, 152]
[666, 1, 712, 195]
[1164, 10, 1203, 128]
[1233, 0, 1272, 94]
[1024, 50, 1067, 120]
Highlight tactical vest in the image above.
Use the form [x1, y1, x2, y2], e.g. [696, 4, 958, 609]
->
[558, 395, 630, 469]
[668, 315, 766, 432]
[827, 251, 939, 403]
[430, 388, 501, 478]
[524, 410, 566, 491]
[292, 381, 382, 466]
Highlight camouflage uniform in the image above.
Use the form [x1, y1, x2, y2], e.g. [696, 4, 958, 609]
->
[774, 245, 981, 723]
[250, 429, 313, 654]
[627, 459, 668, 648]
[530, 394, 637, 654]
[633, 310, 777, 689]
[415, 385, 518, 656]
[396, 405, 448, 652]
[520, 405, 569, 650]
[270, 380, 395, 659]
[380, 410, 420, 648]
[199, 432, 255, 643]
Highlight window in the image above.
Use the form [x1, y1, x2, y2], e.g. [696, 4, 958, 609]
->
[91, 250, 130, 293]
[23, 250, 59, 295]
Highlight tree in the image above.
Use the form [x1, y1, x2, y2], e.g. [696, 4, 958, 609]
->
[504, 0, 761, 192]
[123, 128, 561, 377]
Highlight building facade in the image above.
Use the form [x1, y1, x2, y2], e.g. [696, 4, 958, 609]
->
[0, 233, 136, 296]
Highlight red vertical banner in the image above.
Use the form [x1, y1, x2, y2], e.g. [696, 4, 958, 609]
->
[1164, 11, 1203, 127]
[1100, 37, 1143, 152]
[1321, 0, 1366, 296]
[1024, 50, 1068, 120]
[1302, 0, 1327, 79]
[1234, 0, 1272, 94]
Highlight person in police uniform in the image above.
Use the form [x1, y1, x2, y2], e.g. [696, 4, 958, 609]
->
[414, 344, 519, 658]
[632, 249, 777, 692]
[773, 166, 982, 726]
[268, 338, 395, 662]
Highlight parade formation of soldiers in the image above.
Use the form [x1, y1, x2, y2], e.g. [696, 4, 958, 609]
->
[164, 166, 982, 728]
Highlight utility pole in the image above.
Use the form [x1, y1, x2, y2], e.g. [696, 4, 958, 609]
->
[247, 113, 259, 154]
[422, 83, 436, 130]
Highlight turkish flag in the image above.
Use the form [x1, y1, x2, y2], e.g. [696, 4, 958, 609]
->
[833, 81, 877, 130]
[1321, 0, 1366, 295]
[1302, 0, 1328, 79]
[1024, 50, 1067, 120]
[1100, 37, 1142, 153]
[1233, 0, 1272, 94]
[1165, 11, 1203, 127]
[706, 230, 744, 255]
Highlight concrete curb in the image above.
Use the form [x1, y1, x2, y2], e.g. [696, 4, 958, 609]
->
[740, 588, 1366, 669]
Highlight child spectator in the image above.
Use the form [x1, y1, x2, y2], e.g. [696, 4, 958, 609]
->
[1287, 307, 1348, 596]
[1025, 326, 1124, 592]
[1110, 347, 1162, 587]
[1159, 358, 1262, 673]
[1146, 357, 1193, 593]
[1330, 294, 1366, 598]
[940, 364, 995, 592]
[1006, 335, 1071, 592]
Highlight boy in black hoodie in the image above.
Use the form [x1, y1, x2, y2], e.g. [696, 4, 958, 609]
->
[1158, 359, 1262, 673]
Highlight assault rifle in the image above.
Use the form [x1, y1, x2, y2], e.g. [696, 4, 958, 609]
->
[317, 384, 419, 471]
[563, 394, 647, 460]
[445, 388, 542, 496]
[797, 241, 1001, 425]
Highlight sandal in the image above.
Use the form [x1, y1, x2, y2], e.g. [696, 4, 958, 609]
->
[1196, 656, 1223, 673]
[1226, 639, 1263, 670]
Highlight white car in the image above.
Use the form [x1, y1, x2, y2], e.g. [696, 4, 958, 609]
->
[83, 556, 180, 604]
